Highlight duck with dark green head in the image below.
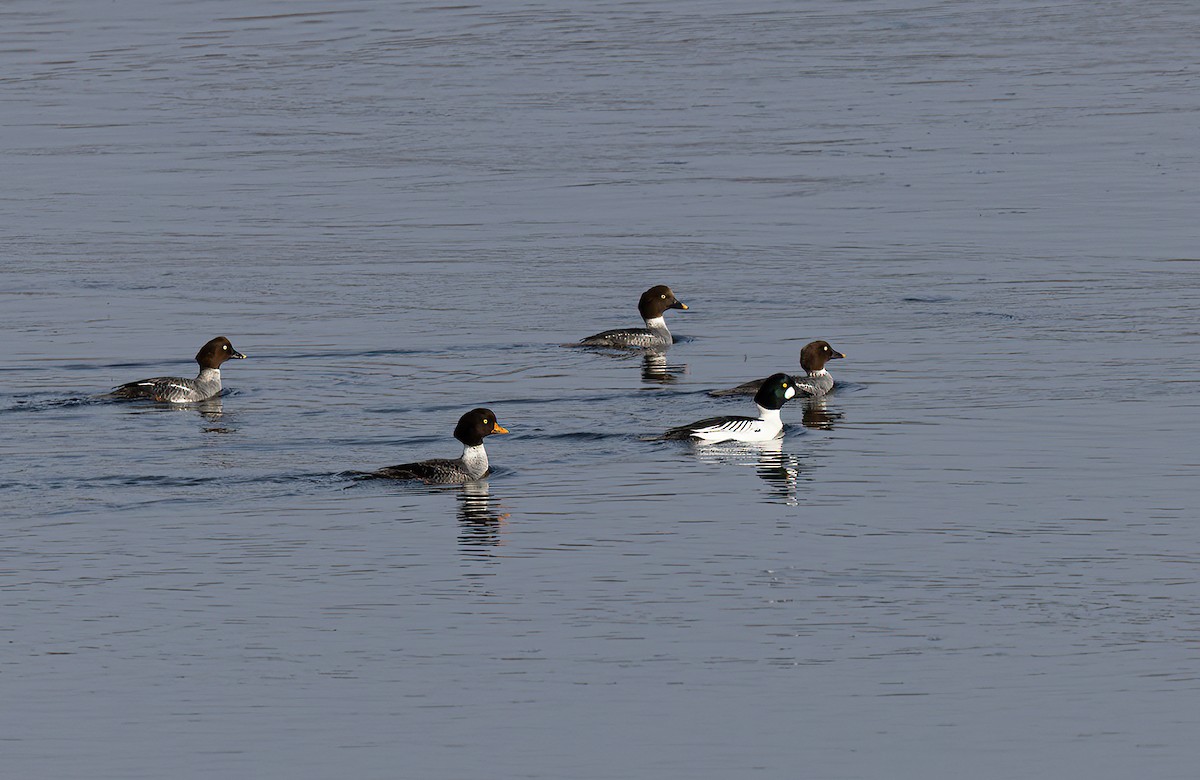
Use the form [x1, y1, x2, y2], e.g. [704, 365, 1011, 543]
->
[665, 373, 799, 443]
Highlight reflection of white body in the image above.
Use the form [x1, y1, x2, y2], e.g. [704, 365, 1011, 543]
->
[692, 437, 801, 506]
[459, 481, 505, 524]
[693, 435, 784, 462]
[800, 398, 841, 430]
[462, 480, 491, 502]
[640, 350, 685, 382]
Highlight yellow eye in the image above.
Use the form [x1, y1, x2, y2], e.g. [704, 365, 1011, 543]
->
[223, 345, 228, 350]
[782, 383, 788, 388]
[483, 419, 489, 424]
[660, 294, 666, 298]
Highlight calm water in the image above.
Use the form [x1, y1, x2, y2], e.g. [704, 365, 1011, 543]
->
[3, 1, 1199, 778]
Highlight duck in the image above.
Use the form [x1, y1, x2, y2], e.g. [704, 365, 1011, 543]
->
[579, 285, 688, 349]
[709, 340, 844, 398]
[665, 373, 798, 443]
[109, 336, 247, 403]
[370, 408, 509, 483]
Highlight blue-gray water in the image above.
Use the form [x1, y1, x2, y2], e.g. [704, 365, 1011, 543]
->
[3, 1, 1199, 778]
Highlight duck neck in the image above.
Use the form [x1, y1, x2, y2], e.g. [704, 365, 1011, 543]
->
[756, 404, 782, 424]
[460, 443, 490, 480]
[643, 316, 671, 340]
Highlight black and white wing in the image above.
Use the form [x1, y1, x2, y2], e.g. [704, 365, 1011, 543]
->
[663, 415, 757, 441]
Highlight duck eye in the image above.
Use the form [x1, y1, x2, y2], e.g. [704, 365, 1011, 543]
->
[782, 382, 788, 388]
[823, 346, 829, 351]
[660, 294, 666, 299]
[223, 345, 228, 350]
[483, 419, 489, 424]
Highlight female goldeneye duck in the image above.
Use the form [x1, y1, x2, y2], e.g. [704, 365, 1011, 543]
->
[579, 285, 688, 349]
[665, 373, 799, 443]
[709, 340, 845, 398]
[109, 336, 247, 403]
[371, 408, 509, 484]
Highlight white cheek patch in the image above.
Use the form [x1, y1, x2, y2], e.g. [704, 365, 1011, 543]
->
[785, 386, 796, 399]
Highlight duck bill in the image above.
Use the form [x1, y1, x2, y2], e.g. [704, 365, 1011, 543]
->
[830, 351, 845, 360]
[670, 300, 688, 310]
[491, 423, 509, 435]
[230, 350, 247, 359]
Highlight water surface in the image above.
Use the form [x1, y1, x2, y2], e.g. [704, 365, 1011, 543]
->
[2, 2, 1199, 778]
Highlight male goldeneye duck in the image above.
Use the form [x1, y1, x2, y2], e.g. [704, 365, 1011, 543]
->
[579, 285, 688, 349]
[665, 373, 798, 443]
[709, 340, 845, 398]
[371, 408, 509, 484]
[109, 336, 247, 403]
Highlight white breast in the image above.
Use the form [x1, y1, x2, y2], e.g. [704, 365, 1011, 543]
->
[460, 444, 490, 480]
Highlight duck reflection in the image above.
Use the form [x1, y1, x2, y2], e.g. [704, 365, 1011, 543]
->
[457, 481, 509, 558]
[752, 439, 803, 505]
[575, 343, 687, 384]
[641, 351, 688, 384]
[801, 398, 843, 430]
[124, 396, 233, 432]
[691, 437, 804, 505]
[193, 398, 233, 432]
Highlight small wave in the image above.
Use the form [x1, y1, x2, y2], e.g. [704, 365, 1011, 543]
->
[78, 473, 221, 488]
[564, 342, 642, 353]
[278, 344, 551, 361]
[369, 391, 644, 417]
[340, 471, 487, 493]
[259, 471, 347, 486]
[2, 396, 99, 413]
[286, 347, 448, 360]
[830, 381, 868, 394]
[521, 431, 626, 442]
[72, 470, 338, 489]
